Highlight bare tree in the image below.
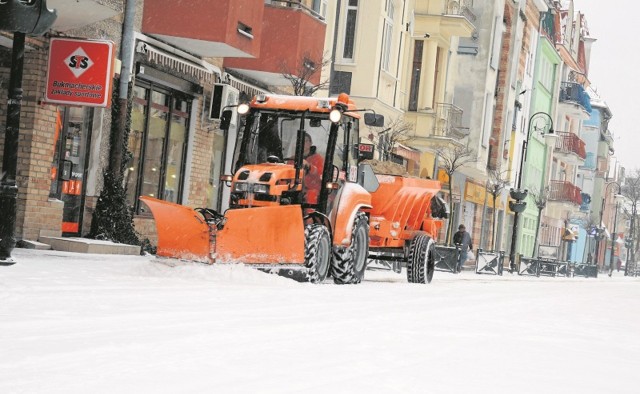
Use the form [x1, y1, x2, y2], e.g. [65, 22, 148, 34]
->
[366, 117, 415, 161]
[529, 186, 550, 258]
[487, 169, 510, 250]
[621, 169, 640, 274]
[435, 145, 476, 245]
[280, 52, 330, 96]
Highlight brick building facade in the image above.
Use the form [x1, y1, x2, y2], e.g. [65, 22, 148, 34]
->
[1, 0, 296, 248]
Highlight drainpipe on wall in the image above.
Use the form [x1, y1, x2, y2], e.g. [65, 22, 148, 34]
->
[328, 0, 341, 96]
[110, 0, 137, 175]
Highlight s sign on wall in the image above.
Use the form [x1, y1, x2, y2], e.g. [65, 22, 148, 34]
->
[45, 38, 115, 107]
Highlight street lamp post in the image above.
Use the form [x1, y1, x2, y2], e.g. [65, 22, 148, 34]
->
[0, 1, 57, 265]
[597, 181, 621, 271]
[508, 112, 555, 272]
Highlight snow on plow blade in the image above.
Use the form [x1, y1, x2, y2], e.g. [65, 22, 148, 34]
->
[139, 196, 211, 262]
[216, 205, 305, 265]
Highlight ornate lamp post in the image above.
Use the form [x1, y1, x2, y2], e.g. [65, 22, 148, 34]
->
[0, 1, 57, 265]
[508, 112, 556, 271]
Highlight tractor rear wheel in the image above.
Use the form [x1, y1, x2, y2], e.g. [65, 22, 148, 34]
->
[331, 212, 369, 284]
[407, 233, 435, 284]
[304, 224, 331, 283]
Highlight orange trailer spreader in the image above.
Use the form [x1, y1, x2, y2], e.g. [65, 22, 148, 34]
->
[368, 175, 443, 249]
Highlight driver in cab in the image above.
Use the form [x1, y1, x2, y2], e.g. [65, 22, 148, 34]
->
[303, 133, 324, 205]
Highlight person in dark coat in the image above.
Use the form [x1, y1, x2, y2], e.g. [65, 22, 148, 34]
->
[453, 224, 472, 273]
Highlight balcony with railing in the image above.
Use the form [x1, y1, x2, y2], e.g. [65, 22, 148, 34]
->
[549, 181, 582, 206]
[433, 103, 469, 139]
[559, 82, 592, 115]
[413, 0, 475, 39]
[540, 8, 557, 43]
[265, 0, 325, 21]
[446, 0, 477, 23]
[554, 131, 586, 164]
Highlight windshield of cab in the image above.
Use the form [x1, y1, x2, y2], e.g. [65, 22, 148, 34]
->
[233, 110, 332, 169]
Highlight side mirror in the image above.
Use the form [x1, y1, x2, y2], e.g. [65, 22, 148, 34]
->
[219, 109, 233, 131]
[357, 164, 379, 193]
[364, 113, 384, 127]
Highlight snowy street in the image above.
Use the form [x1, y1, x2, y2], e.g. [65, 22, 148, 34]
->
[1, 249, 639, 394]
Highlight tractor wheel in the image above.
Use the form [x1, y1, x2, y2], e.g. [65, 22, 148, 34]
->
[407, 233, 435, 284]
[304, 224, 331, 283]
[331, 212, 369, 284]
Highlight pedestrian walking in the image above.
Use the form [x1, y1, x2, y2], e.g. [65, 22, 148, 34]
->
[453, 224, 472, 273]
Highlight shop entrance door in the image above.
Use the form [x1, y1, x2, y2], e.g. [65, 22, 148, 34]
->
[49, 107, 93, 236]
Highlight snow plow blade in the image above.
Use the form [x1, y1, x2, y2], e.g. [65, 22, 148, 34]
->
[139, 196, 211, 262]
[216, 205, 305, 265]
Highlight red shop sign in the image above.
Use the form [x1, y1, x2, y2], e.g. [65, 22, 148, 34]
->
[45, 38, 115, 107]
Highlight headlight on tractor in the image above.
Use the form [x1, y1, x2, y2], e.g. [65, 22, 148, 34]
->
[252, 183, 270, 194]
[233, 182, 250, 192]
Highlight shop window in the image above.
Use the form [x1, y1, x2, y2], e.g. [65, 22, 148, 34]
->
[408, 40, 423, 111]
[125, 83, 191, 213]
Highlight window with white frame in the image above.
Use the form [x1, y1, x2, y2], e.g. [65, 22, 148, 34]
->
[539, 58, 556, 92]
[526, 27, 536, 77]
[482, 93, 494, 147]
[381, 1, 395, 72]
[312, 0, 328, 18]
[342, 0, 359, 61]
[490, 16, 503, 70]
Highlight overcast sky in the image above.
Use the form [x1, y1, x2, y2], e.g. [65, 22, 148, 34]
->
[578, 0, 638, 171]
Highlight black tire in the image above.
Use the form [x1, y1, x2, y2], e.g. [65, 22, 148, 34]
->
[407, 233, 435, 284]
[304, 224, 331, 283]
[331, 212, 369, 284]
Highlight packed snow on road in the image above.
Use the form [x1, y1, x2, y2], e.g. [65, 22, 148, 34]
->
[1, 249, 639, 393]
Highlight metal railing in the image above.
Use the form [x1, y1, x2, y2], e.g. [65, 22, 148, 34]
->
[554, 131, 586, 160]
[475, 249, 505, 275]
[445, 0, 476, 22]
[519, 256, 598, 278]
[549, 181, 582, 206]
[433, 103, 469, 138]
[540, 9, 556, 43]
[434, 244, 460, 273]
[559, 82, 592, 112]
[265, 0, 325, 21]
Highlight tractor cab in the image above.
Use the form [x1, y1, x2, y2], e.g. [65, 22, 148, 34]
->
[221, 93, 375, 218]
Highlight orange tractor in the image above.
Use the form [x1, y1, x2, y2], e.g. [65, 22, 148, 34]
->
[141, 93, 448, 284]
